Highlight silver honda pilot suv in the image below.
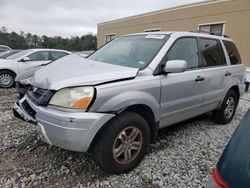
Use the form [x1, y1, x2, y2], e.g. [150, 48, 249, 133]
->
[13, 32, 246, 174]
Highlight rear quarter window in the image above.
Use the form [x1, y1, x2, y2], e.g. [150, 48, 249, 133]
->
[223, 40, 242, 65]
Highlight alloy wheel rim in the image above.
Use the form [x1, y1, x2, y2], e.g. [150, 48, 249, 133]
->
[224, 97, 235, 119]
[112, 126, 143, 164]
[0, 74, 13, 88]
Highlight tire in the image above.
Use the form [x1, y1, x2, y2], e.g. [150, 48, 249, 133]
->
[0, 70, 15, 88]
[212, 90, 238, 124]
[93, 112, 150, 174]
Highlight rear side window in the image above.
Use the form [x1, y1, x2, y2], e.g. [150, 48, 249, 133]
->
[51, 51, 68, 60]
[167, 37, 199, 69]
[223, 41, 242, 65]
[199, 38, 226, 67]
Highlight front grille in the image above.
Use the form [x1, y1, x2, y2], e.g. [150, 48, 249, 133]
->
[21, 100, 36, 119]
[31, 88, 47, 99]
[27, 87, 55, 106]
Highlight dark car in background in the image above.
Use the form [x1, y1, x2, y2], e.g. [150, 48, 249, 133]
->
[206, 108, 250, 188]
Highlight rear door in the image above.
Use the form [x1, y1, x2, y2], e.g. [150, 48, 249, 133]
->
[222, 40, 245, 95]
[160, 37, 205, 127]
[197, 37, 230, 113]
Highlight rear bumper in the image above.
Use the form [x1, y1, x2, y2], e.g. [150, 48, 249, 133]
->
[13, 96, 115, 152]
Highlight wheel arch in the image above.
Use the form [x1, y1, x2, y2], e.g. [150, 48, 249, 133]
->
[88, 103, 159, 152]
[120, 104, 159, 144]
[229, 85, 240, 105]
[0, 69, 17, 77]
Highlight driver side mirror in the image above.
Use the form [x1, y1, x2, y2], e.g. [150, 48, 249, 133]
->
[164, 60, 187, 74]
[20, 57, 30, 62]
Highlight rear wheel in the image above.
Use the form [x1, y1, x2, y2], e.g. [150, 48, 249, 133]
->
[93, 112, 150, 174]
[212, 90, 238, 124]
[0, 70, 15, 88]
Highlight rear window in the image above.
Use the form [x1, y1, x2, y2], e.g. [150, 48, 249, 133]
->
[223, 41, 242, 65]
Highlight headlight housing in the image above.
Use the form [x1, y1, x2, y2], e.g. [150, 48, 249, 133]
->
[49, 87, 94, 109]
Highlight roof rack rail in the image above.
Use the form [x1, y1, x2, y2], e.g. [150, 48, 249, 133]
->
[190, 30, 229, 38]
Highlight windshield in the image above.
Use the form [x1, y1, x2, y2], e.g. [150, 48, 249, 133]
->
[1, 50, 21, 59]
[6, 50, 31, 60]
[0, 51, 10, 58]
[88, 35, 168, 69]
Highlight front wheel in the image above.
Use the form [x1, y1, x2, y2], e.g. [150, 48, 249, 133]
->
[0, 71, 15, 88]
[212, 90, 238, 124]
[93, 112, 150, 174]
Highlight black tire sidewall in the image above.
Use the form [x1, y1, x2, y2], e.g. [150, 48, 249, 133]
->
[220, 90, 237, 124]
[93, 112, 150, 174]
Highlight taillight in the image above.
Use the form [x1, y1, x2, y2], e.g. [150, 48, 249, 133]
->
[212, 168, 229, 188]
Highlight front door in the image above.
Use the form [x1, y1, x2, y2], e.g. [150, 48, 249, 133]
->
[18, 51, 51, 73]
[160, 37, 205, 128]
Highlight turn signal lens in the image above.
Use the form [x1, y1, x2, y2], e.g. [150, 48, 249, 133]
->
[72, 97, 92, 109]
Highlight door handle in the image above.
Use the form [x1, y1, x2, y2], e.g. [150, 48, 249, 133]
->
[225, 71, 232, 76]
[195, 76, 205, 82]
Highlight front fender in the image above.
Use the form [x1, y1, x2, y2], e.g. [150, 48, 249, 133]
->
[0, 61, 18, 74]
[92, 91, 161, 122]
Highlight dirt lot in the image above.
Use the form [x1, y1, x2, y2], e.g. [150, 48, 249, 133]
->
[0, 88, 249, 187]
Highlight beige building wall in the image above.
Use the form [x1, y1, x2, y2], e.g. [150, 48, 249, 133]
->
[97, 0, 250, 67]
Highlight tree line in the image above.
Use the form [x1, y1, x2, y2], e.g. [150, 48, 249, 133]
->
[0, 26, 97, 51]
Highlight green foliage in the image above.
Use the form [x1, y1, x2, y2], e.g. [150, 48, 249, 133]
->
[0, 26, 97, 51]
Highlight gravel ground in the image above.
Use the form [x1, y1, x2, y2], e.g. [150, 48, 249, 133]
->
[0, 89, 250, 188]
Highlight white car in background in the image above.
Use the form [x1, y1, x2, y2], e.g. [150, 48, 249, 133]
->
[0, 49, 70, 88]
[0, 45, 12, 53]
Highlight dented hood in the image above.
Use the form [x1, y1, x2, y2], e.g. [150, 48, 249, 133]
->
[32, 54, 139, 90]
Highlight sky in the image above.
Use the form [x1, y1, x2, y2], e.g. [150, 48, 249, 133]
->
[0, 0, 204, 37]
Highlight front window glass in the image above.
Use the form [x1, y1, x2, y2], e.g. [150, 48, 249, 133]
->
[88, 35, 168, 69]
[6, 50, 31, 60]
[167, 37, 199, 69]
[28, 51, 50, 61]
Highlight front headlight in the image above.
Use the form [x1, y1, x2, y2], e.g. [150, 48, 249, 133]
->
[49, 87, 94, 109]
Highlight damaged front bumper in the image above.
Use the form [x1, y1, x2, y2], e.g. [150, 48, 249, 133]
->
[13, 96, 115, 152]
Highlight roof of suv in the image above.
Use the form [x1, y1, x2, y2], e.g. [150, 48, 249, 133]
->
[125, 31, 233, 41]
